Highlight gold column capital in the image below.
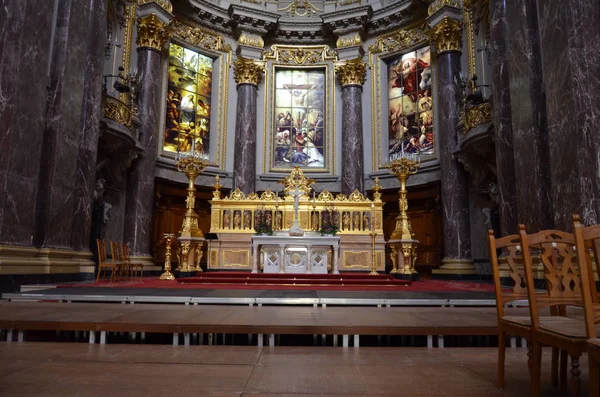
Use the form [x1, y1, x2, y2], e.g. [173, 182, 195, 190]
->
[427, 0, 462, 16]
[233, 57, 265, 86]
[427, 17, 463, 54]
[138, 0, 173, 13]
[335, 58, 367, 87]
[136, 14, 171, 50]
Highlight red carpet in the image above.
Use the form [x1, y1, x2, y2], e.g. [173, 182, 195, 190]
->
[57, 274, 496, 293]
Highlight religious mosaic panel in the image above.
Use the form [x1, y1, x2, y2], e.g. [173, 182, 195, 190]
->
[272, 68, 326, 170]
[387, 46, 433, 160]
[163, 42, 213, 158]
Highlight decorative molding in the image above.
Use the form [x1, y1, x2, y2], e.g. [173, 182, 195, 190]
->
[104, 95, 133, 129]
[136, 14, 170, 50]
[368, 23, 428, 54]
[119, 2, 137, 103]
[278, 0, 323, 17]
[170, 20, 232, 53]
[463, 1, 476, 78]
[336, 33, 362, 49]
[427, 17, 463, 54]
[138, 0, 173, 13]
[463, 101, 492, 133]
[427, 0, 462, 16]
[263, 44, 338, 64]
[335, 57, 367, 86]
[238, 33, 265, 49]
[233, 57, 265, 85]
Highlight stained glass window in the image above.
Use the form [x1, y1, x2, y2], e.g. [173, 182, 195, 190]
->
[273, 68, 326, 170]
[163, 43, 213, 158]
[387, 46, 433, 160]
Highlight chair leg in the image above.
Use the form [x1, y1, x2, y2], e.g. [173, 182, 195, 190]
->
[570, 354, 581, 397]
[590, 354, 600, 397]
[527, 340, 533, 374]
[531, 341, 542, 397]
[498, 331, 506, 388]
[560, 349, 568, 389]
[551, 347, 559, 388]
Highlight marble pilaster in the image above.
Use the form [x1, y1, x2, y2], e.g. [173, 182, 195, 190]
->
[436, 51, 472, 263]
[488, 0, 518, 236]
[536, 0, 600, 229]
[0, 0, 54, 245]
[503, 0, 553, 231]
[341, 86, 365, 194]
[70, 0, 107, 250]
[123, 49, 162, 259]
[34, 0, 91, 249]
[233, 84, 258, 194]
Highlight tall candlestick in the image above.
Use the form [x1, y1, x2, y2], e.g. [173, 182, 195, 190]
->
[370, 202, 375, 232]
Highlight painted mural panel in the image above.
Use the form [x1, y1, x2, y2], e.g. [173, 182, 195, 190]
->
[163, 43, 212, 158]
[388, 46, 433, 160]
[273, 68, 326, 170]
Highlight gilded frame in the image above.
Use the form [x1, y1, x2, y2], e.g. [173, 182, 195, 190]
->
[158, 19, 232, 169]
[368, 24, 436, 171]
[262, 45, 337, 174]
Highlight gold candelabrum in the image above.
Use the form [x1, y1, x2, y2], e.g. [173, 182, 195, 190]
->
[385, 156, 421, 276]
[160, 233, 176, 280]
[176, 156, 210, 272]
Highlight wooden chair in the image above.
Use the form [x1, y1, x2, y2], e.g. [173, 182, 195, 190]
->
[109, 241, 127, 280]
[519, 225, 586, 397]
[96, 239, 118, 282]
[488, 230, 567, 389]
[122, 243, 143, 278]
[572, 215, 600, 397]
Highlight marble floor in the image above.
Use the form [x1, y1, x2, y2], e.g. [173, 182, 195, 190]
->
[0, 342, 590, 397]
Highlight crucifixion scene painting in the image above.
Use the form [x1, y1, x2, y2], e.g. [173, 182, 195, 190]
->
[273, 68, 326, 170]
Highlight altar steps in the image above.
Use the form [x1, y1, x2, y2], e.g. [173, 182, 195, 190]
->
[179, 272, 412, 287]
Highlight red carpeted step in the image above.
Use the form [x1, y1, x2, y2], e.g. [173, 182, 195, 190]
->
[180, 274, 411, 287]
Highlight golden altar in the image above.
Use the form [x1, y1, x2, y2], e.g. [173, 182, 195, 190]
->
[208, 168, 386, 272]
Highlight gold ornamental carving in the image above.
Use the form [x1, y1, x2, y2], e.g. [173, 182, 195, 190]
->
[427, 17, 463, 54]
[136, 14, 170, 50]
[103, 95, 132, 129]
[233, 57, 265, 86]
[463, 101, 492, 133]
[171, 20, 231, 53]
[263, 44, 337, 65]
[238, 33, 264, 49]
[138, 0, 173, 13]
[278, 166, 315, 197]
[335, 58, 367, 87]
[336, 33, 362, 49]
[427, 0, 462, 16]
[368, 24, 428, 54]
[278, 0, 323, 17]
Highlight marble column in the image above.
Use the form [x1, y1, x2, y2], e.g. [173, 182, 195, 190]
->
[335, 58, 367, 195]
[232, 57, 264, 194]
[123, 7, 171, 264]
[503, 0, 553, 232]
[427, 16, 474, 273]
[0, 0, 54, 245]
[70, 0, 108, 250]
[489, 0, 518, 236]
[536, 0, 600, 229]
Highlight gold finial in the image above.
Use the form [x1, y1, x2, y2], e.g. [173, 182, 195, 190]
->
[372, 177, 382, 202]
[212, 175, 223, 199]
[427, 17, 463, 54]
[136, 14, 171, 50]
[335, 58, 367, 87]
[233, 57, 265, 86]
[278, 166, 315, 197]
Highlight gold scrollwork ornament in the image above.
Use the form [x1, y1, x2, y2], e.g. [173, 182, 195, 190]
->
[427, 17, 463, 54]
[138, 0, 173, 13]
[233, 57, 265, 86]
[335, 58, 367, 87]
[427, 0, 462, 16]
[136, 14, 170, 50]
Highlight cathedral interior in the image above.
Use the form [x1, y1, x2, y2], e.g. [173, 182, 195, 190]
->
[0, 0, 599, 292]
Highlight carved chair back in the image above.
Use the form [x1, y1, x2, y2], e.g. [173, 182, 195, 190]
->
[572, 215, 600, 339]
[96, 239, 108, 264]
[488, 230, 525, 319]
[121, 243, 131, 263]
[518, 225, 579, 330]
[110, 241, 123, 263]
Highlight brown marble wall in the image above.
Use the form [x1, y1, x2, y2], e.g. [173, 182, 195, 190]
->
[489, 0, 518, 236]
[437, 52, 471, 260]
[341, 85, 364, 195]
[0, 1, 54, 245]
[123, 49, 162, 257]
[233, 83, 258, 194]
[536, 0, 600, 230]
[502, 0, 553, 232]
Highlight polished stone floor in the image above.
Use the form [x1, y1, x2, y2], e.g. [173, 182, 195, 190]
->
[0, 342, 590, 396]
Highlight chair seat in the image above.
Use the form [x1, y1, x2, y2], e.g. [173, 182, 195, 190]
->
[539, 317, 597, 339]
[588, 338, 600, 348]
[502, 315, 577, 327]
